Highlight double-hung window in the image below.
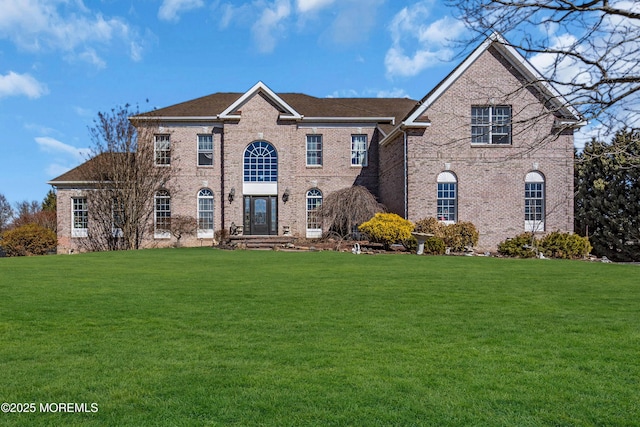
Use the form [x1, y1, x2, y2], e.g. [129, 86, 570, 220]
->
[197, 188, 214, 238]
[437, 172, 457, 223]
[351, 135, 368, 166]
[306, 188, 323, 238]
[155, 134, 171, 165]
[154, 190, 171, 237]
[525, 172, 545, 232]
[72, 197, 88, 238]
[471, 106, 511, 144]
[198, 135, 213, 166]
[306, 135, 322, 166]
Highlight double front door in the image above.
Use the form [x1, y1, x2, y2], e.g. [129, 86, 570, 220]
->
[244, 196, 278, 235]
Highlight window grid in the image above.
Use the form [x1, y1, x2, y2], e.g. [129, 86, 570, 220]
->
[155, 191, 171, 232]
[351, 135, 368, 166]
[525, 182, 544, 222]
[437, 183, 457, 222]
[471, 106, 511, 145]
[72, 198, 88, 230]
[306, 135, 323, 166]
[306, 189, 323, 230]
[155, 135, 171, 165]
[243, 141, 278, 182]
[198, 135, 213, 166]
[198, 189, 214, 231]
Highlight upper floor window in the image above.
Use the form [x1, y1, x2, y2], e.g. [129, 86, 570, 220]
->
[351, 134, 368, 166]
[525, 171, 545, 232]
[306, 135, 323, 166]
[471, 106, 511, 145]
[155, 134, 171, 165]
[154, 190, 171, 237]
[437, 171, 457, 223]
[244, 141, 278, 182]
[72, 197, 88, 237]
[198, 135, 213, 166]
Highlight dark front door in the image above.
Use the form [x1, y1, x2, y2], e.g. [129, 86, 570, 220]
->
[244, 196, 277, 235]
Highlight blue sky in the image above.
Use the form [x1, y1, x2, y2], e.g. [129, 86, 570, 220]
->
[0, 0, 473, 206]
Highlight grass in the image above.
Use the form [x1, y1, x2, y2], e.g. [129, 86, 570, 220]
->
[0, 248, 638, 426]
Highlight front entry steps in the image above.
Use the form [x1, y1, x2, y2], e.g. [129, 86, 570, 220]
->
[228, 235, 296, 250]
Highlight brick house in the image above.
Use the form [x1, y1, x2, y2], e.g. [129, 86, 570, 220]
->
[50, 33, 583, 253]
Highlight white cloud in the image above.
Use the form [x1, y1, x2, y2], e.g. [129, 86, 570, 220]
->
[0, 0, 146, 65]
[35, 137, 89, 162]
[385, 1, 465, 78]
[0, 71, 48, 99]
[252, 0, 292, 53]
[158, 0, 205, 22]
[296, 0, 335, 13]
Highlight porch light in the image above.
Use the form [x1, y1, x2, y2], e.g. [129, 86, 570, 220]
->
[282, 188, 291, 203]
[228, 187, 235, 203]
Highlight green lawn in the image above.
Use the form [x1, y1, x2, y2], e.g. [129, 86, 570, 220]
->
[0, 248, 638, 426]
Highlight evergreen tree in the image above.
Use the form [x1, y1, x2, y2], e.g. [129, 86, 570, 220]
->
[575, 130, 640, 262]
[41, 189, 57, 212]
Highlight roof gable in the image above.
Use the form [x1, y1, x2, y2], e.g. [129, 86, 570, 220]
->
[219, 81, 302, 120]
[404, 32, 584, 127]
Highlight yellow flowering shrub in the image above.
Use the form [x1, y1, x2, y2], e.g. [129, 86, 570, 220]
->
[358, 213, 414, 250]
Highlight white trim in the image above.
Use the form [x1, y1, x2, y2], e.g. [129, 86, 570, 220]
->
[300, 117, 395, 124]
[219, 81, 303, 120]
[403, 32, 583, 128]
[243, 182, 278, 195]
[525, 220, 545, 232]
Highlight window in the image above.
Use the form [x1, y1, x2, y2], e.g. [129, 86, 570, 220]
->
[154, 190, 171, 237]
[525, 171, 545, 232]
[306, 189, 323, 238]
[198, 135, 213, 166]
[471, 106, 511, 144]
[437, 172, 457, 223]
[351, 135, 368, 166]
[155, 134, 171, 165]
[243, 141, 278, 182]
[72, 197, 88, 237]
[306, 135, 322, 166]
[198, 188, 214, 238]
[112, 198, 125, 238]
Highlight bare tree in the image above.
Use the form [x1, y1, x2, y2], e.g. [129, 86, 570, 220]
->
[450, 0, 640, 137]
[0, 193, 12, 232]
[169, 215, 197, 247]
[316, 186, 386, 239]
[80, 104, 175, 251]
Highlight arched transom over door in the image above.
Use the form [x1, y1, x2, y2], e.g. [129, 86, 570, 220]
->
[243, 141, 278, 235]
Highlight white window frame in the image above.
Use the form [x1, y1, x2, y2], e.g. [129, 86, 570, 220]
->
[525, 171, 545, 232]
[471, 106, 512, 145]
[112, 198, 124, 238]
[437, 171, 457, 225]
[197, 188, 214, 239]
[71, 197, 88, 238]
[306, 188, 323, 238]
[154, 190, 171, 238]
[155, 134, 171, 166]
[351, 135, 368, 167]
[306, 134, 323, 166]
[198, 134, 213, 167]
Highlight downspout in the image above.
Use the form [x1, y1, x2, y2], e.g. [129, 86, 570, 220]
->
[403, 129, 408, 219]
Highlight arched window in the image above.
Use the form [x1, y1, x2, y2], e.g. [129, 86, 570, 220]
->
[244, 141, 278, 182]
[437, 171, 457, 223]
[525, 171, 545, 232]
[154, 190, 171, 237]
[306, 188, 323, 238]
[198, 188, 214, 238]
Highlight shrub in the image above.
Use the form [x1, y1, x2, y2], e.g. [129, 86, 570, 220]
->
[413, 218, 479, 251]
[358, 213, 414, 250]
[423, 236, 446, 255]
[540, 231, 592, 259]
[497, 233, 538, 258]
[442, 222, 479, 251]
[1, 223, 57, 256]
